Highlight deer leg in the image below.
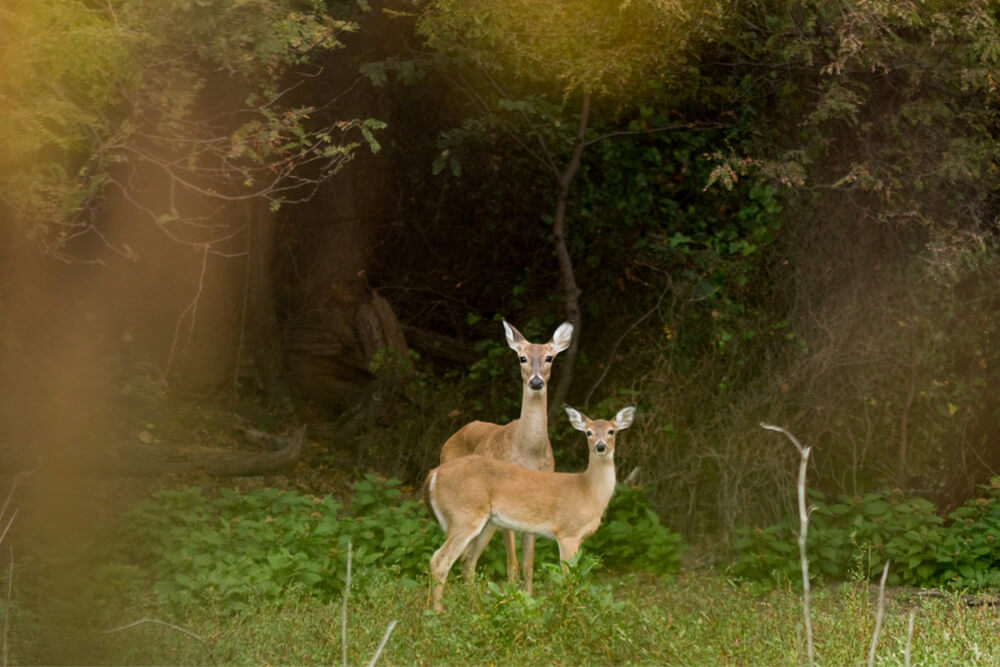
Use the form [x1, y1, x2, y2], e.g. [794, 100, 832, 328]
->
[521, 532, 535, 594]
[460, 522, 497, 581]
[503, 529, 520, 583]
[430, 519, 488, 612]
[556, 537, 582, 573]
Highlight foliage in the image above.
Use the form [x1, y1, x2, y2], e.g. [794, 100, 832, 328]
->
[938, 479, 1000, 589]
[343, 475, 437, 578]
[0, 0, 377, 257]
[587, 484, 685, 575]
[113, 474, 682, 613]
[731, 477, 1000, 590]
[719, 0, 1000, 229]
[415, 0, 721, 99]
[117, 476, 435, 611]
[574, 123, 787, 363]
[118, 486, 348, 611]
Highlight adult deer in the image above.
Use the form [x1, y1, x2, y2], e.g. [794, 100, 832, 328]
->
[424, 405, 635, 611]
[438, 320, 573, 593]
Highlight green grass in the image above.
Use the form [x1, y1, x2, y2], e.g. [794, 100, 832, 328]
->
[9, 564, 1000, 665]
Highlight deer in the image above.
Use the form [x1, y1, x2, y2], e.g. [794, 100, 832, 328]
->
[424, 405, 635, 611]
[438, 319, 574, 594]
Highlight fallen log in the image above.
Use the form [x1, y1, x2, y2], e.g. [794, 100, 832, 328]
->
[109, 424, 308, 476]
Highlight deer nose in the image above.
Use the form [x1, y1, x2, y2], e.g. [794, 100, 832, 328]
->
[528, 376, 544, 391]
[595, 441, 607, 453]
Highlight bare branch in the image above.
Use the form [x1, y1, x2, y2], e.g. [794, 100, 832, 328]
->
[583, 121, 728, 147]
[760, 422, 814, 667]
[904, 610, 915, 667]
[341, 541, 352, 667]
[585, 278, 671, 408]
[161, 245, 210, 386]
[760, 422, 808, 455]
[0, 466, 38, 529]
[4, 547, 11, 667]
[366, 620, 397, 667]
[868, 561, 890, 667]
[436, 66, 562, 180]
[0, 512, 17, 550]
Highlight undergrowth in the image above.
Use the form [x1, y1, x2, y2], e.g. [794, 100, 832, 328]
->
[732, 476, 1000, 589]
[111, 475, 683, 613]
[9, 474, 1000, 665]
[10, 568, 1000, 666]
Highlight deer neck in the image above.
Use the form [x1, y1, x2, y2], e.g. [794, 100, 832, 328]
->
[583, 456, 617, 508]
[512, 386, 549, 455]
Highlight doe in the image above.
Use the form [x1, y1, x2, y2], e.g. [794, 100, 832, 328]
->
[438, 319, 573, 593]
[423, 404, 635, 611]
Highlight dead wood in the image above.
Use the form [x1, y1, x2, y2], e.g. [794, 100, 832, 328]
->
[108, 424, 308, 476]
[400, 325, 479, 365]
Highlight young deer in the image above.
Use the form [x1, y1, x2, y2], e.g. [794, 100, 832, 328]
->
[424, 405, 635, 611]
[438, 320, 573, 593]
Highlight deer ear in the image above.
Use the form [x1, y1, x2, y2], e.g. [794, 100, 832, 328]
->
[564, 405, 587, 432]
[550, 322, 574, 354]
[614, 406, 636, 431]
[503, 320, 525, 351]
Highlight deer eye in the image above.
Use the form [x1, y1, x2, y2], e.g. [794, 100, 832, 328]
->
[519, 356, 527, 363]
[545, 355, 553, 362]
[608, 429, 615, 436]
[586, 430, 592, 437]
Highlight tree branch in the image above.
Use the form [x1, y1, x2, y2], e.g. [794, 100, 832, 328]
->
[583, 121, 728, 147]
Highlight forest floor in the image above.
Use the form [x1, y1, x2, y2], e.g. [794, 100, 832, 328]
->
[9, 564, 1000, 665]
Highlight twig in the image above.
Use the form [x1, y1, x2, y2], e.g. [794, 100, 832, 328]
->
[868, 561, 890, 667]
[581, 121, 727, 147]
[0, 465, 38, 667]
[584, 279, 671, 408]
[104, 0, 118, 26]
[342, 541, 352, 667]
[904, 609, 915, 667]
[366, 620, 397, 667]
[0, 511, 17, 549]
[161, 245, 210, 387]
[4, 547, 11, 667]
[103, 618, 216, 666]
[0, 465, 39, 529]
[760, 422, 814, 667]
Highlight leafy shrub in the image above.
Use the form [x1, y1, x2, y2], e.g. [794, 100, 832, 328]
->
[730, 478, 1000, 590]
[479, 555, 624, 639]
[340, 475, 437, 583]
[115, 474, 683, 612]
[118, 486, 346, 611]
[731, 489, 943, 587]
[935, 479, 1000, 589]
[587, 484, 685, 575]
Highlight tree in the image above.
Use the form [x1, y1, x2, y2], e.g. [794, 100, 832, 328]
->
[413, 0, 724, 413]
[0, 0, 383, 393]
[719, 0, 1000, 489]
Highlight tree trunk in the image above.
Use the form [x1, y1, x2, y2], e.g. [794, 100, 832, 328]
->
[240, 200, 293, 406]
[548, 93, 590, 422]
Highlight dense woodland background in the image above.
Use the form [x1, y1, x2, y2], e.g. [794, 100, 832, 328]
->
[1, 0, 999, 544]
